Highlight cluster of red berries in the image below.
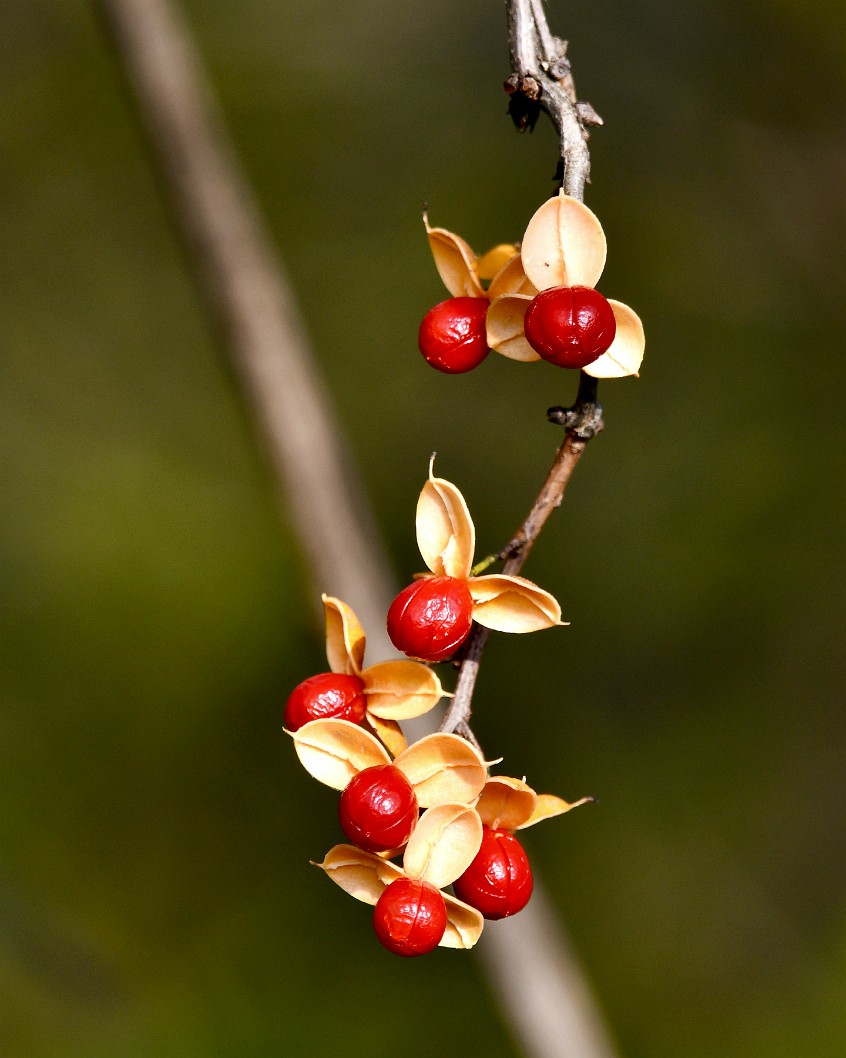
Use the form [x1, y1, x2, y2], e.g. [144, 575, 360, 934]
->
[284, 195, 639, 959]
[345, 776, 537, 946]
[287, 472, 578, 956]
[285, 622, 538, 956]
[284, 194, 640, 959]
[288, 717, 558, 956]
[288, 701, 548, 956]
[418, 192, 644, 380]
[370, 825, 536, 957]
[419, 285, 616, 374]
[339, 765, 534, 955]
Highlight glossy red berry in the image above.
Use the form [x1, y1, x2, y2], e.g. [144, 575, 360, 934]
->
[386, 575, 474, 662]
[373, 878, 448, 957]
[284, 672, 367, 730]
[338, 764, 418, 853]
[524, 285, 616, 369]
[452, 826, 533, 920]
[418, 297, 490, 374]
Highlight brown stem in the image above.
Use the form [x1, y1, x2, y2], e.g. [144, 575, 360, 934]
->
[440, 376, 603, 737]
[502, 428, 594, 572]
[505, 0, 601, 200]
[442, 5, 606, 741]
[503, 373, 604, 572]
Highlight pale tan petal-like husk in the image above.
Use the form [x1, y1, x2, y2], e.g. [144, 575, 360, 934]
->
[393, 733, 488, 807]
[361, 661, 444, 720]
[516, 793, 594, 829]
[476, 776, 538, 830]
[313, 844, 405, 905]
[583, 299, 645, 379]
[469, 574, 563, 632]
[487, 252, 537, 299]
[440, 892, 485, 948]
[416, 464, 475, 580]
[290, 719, 390, 789]
[476, 243, 520, 282]
[366, 715, 408, 757]
[425, 218, 486, 299]
[322, 595, 366, 676]
[521, 192, 607, 292]
[403, 803, 483, 888]
[486, 293, 541, 362]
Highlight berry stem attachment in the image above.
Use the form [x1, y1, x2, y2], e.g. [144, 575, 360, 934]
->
[440, 374, 603, 738]
[469, 553, 500, 578]
[547, 371, 604, 441]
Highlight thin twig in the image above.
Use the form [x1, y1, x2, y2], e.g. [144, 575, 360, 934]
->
[529, 0, 558, 65]
[506, 0, 599, 199]
[442, 1, 604, 740]
[465, 14, 618, 1055]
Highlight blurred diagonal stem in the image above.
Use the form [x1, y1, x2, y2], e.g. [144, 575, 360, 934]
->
[93, 0, 396, 635]
[93, 0, 619, 1055]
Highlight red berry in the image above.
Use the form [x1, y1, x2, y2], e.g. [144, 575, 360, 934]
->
[284, 672, 367, 730]
[524, 285, 616, 369]
[386, 575, 474, 662]
[373, 878, 447, 957]
[452, 826, 533, 920]
[418, 297, 490, 374]
[338, 764, 418, 853]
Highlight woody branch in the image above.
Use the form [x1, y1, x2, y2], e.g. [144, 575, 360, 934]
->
[440, 0, 605, 740]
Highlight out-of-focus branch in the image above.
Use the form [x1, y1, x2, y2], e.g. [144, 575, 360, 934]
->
[93, 1, 620, 1055]
[93, 0, 395, 656]
[482, 886, 618, 1058]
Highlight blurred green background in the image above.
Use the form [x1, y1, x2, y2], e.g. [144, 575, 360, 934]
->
[3, 1, 845, 1056]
